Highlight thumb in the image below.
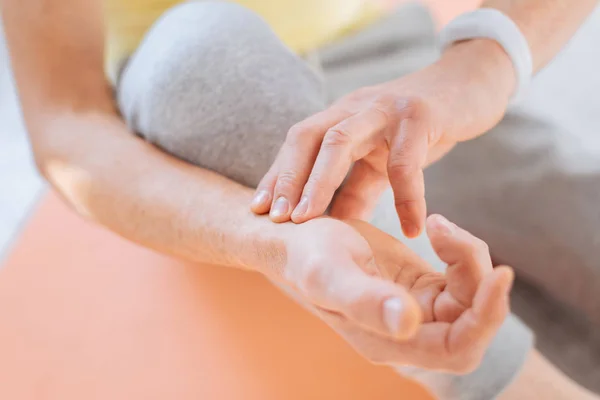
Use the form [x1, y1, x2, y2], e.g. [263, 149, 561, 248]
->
[309, 261, 422, 340]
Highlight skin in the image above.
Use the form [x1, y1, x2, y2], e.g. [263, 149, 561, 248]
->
[252, 0, 599, 238]
[1, 0, 598, 397]
[499, 350, 600, 400]
[319, 216, 513, 372]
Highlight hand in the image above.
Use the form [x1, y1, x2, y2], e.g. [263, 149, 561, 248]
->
[272, 216, 423, 340]
[251, 39, 515, 237]
[279, 214, 513, 373]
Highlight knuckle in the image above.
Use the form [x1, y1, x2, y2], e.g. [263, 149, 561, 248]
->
[286, 123, 312, 146]
[373, 93, 398, 109]
[275, 170, 301, 192]
[388, 161, 417, 181]
[465, 237, 490, 260]
[399, 96, 429, 117]
[323, 125, 353, 148]
[305, 174, 333, 196]
[393, 198, 420, 212]
[476, 238, 490, 254]
[370, 104, 392, 124]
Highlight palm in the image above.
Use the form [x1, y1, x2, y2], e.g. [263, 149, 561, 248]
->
[335, 218, 512, 372]
[355, 219, 470, 324]
[279, 216, 512, 372]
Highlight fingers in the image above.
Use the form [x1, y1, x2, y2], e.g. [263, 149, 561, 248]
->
[312, 267, 513, 373]
[329, 151, 389, 221]
[252, 110, 347, 222]
[291, 108, 389, 223]
[301, 260, 422, 340]
[387, 116, 429, 238]
[427, 214, 493, 309]
[251, 160, 279, 215]
[447, 266, 514, 357]
[251, 110, 346, 220]
[270, 110, 350, 222]
[387, 267, 512, 372]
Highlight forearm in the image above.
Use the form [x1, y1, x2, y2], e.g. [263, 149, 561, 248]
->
[33, 110, 283, 272]
[483, 0, 598, 72]
[2, 0, 286, 274]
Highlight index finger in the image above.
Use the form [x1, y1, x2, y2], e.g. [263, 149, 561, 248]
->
[291, 107, 389, 223]
[427, 214, 493, 309]
[265, 109, 348, 222]
[387, 115, 430, 238]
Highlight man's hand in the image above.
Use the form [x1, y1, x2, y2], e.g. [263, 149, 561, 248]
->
[251, 39, 515, 237]
[275, 214, 513, 373]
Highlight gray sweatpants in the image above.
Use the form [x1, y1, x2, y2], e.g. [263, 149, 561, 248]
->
[116, 2, 533, 399]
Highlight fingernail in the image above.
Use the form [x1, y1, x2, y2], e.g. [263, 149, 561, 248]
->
[434, 215, 455, 236]
[292, 196, 309, 218]
[270, 197, 290, 219]
[251, 191, 270, 209]
[401, 220, 419, 238]
[383, 298, 404, 337]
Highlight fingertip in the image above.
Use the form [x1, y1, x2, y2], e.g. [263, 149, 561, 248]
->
[290, 196, 310, 223]
[250, 190, 272, 214]
[396, 202, 426, 238]
[291, 198, 330, 224]
[290, 213, 307, 224]
[426, 214, 456, 237]
[383, 293, 422, 340]
[493, 266, 515, 293]
[401, 219, 422, 238]
[269, 196, 292, 223]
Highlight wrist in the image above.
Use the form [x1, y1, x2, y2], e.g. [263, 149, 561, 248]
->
[237, 212, 292, 278]
[421, 38, 516, 137]
[439, 38, 516, 105]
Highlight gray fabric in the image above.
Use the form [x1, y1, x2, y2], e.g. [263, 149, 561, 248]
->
[118, 1, 324, 188]
[116, 2, 533, 399]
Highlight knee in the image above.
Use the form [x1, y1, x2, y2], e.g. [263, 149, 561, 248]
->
[118, 1, 325, 187]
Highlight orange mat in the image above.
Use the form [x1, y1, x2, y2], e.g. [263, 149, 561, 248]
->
[0, 193, 433, 400]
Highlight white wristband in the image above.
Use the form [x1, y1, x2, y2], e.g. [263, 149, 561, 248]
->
[438, 8, 533, 103]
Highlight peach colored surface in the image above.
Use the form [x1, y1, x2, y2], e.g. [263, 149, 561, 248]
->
[0, 193, 434, 400]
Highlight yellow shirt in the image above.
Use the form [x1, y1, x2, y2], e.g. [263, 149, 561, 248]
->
[104, 0, 384, 79]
